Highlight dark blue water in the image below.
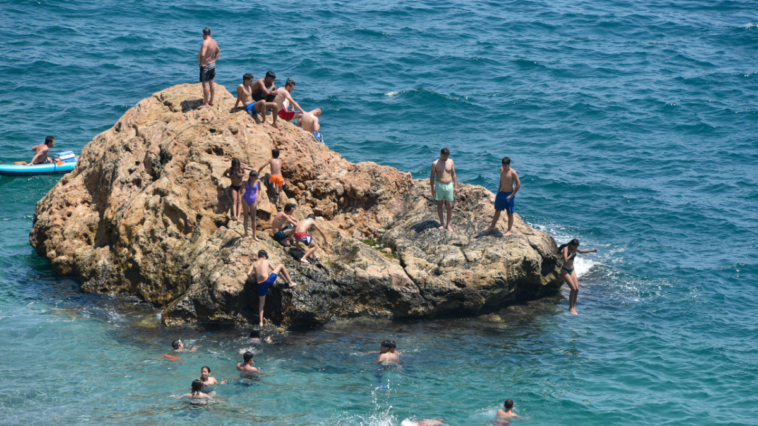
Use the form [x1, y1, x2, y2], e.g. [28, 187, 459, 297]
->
[1, 0, 757, 424]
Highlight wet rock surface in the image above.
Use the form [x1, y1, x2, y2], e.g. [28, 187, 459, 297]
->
[30, 83, 564, 328]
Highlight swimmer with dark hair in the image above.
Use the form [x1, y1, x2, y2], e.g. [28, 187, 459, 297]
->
[247, 329, 273, 344]
[237, 351, 259, 373]
[199, 366, 226, 387]
[178, 379, 212, 400]
[377, 340, 400, 363]
[495, 398, 521, 423]
[558, 239, 598, 315]
[172, 339, 197, 352]
[401, 419, 448, 426]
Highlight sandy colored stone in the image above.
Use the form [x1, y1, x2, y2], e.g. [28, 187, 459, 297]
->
[30, 83, 564, 328]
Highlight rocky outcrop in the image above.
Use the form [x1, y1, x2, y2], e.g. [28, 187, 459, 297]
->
[30, 83, 564, 328]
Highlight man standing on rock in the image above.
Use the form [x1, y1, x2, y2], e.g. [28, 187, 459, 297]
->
[297, 108, 324, 144]
[270, 203, 299, 247]
[273, 79, 307, 122]
[483, 157, 520, 237]
[197, 27, 220, 109]
[247, 250, 296, 327]
[293, 214, 329, 264]
[430, 148, 457, 232]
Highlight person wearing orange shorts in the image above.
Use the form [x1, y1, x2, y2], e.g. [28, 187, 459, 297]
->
[258, 148, 285, 206]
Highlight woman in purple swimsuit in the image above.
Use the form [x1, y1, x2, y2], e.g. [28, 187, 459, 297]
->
[241, 170, 260, 241]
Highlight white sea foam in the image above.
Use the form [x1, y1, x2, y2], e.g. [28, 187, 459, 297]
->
[744, 22, 756, 29]
[385, 91, 400, 97]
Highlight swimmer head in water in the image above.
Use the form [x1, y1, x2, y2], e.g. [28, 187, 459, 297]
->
[200, 366, 211, 381]
[380, 340, 396, 353]
[191, 379, 203, 394]
[172, 340, 183, 350]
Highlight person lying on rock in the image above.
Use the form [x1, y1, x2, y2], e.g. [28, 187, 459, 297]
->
[272, 78, 306, 122]
[172, 339, 197, 352]
[297, 107, 324, 144]
[258, 149, 285, 207]
[247, 250, 296, 327]
[237, 351, 259, 373]
[430, 147, 457, 233]
[377, 340, 401, 363]
[271, 203, 298, 247]
[483, 156, 521, 238]
[27, 136, 55, 165]
[293, 214, 329, 264]
[223, 158, 246, 222]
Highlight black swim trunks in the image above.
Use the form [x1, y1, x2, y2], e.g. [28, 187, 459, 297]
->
[230, 184, 242, 192]
[199, 64, 216, 83]
[252, 91, 276, 102]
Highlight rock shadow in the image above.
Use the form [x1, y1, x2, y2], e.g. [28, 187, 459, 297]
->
[412, 220, 442, 233]
[180, 99, 205, 112]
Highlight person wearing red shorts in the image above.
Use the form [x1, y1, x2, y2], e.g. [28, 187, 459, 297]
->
[273, 78, 306, 122]
[293, 214, 329, 264]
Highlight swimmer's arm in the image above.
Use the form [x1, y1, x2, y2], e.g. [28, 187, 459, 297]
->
[578, 248, 598, 254]
[314, 223, 329, 248]
[223, 167, 231, 178]
[562, 247, 572, 263]
[509, 170, 521, 198]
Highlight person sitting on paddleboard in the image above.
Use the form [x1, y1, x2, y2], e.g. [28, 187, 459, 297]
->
[28, 136, 55, 165]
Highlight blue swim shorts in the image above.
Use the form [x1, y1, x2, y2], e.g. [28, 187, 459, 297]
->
[312, 131, 324, 144]
[495, 191, 515, 214]
[257, 273, 277, 296]
[246, 102, 261, 116]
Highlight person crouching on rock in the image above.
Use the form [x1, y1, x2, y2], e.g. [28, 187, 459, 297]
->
[223, 158, 246, 222]
[271, 203, 298, 247]
[293, 214, 329, 264]
[241, 170, 260, 242]
[247, 250, 296, 327]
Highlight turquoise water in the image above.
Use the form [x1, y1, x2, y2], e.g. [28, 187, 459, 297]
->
[1, 0, 757, 424]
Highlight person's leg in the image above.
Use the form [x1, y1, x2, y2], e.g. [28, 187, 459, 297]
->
[253, 101, 266, 123]
[485, 210, 502, 234]
[200, 81, 210, 108]
[570, 271, 579, 315]
[209, 80, 215, 105]
[232, 190, 241, 221]
[277, 184, 283, 206]
[251, 202, 259, 241]
[302, 241, 318, 264]
[504, 213, 514, 237]
[445, 201, 454, 232]
[272, 264, 296, 287]
[242, 202, 250, 237]
[562, 270, 578, 315]
[437, 200, 445, 229]
[258, 295, 266, 326]
[266, 103, 280, 129]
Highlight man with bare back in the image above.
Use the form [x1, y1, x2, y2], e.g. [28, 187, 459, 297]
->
[197, 28, 220, 109]
[430, 148, 458, 232]
[293, 214, 329, 264]
[271, 203, 299, 247]
[247, 250, 296, 327]
[273, 79, 306, 122]
[297, 108, 324, 144]
[27, 136, 55, 165]
[258, 149, 285, 206]
[483, 157, 521, 237]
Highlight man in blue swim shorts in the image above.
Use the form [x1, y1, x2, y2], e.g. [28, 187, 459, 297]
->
[247, 250, 296, 327]
[297, 108, 324, 144]
[430, 148, 458, 232]
[483, 157, 521, 237]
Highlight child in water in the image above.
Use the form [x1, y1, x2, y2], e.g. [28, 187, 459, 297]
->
[241, 170, 260, 241]
[223, 158, 246, 222]
[377, 340, 400, 363]
[495, 398, 522, 423]
[172, 339, 197, 352]
[178, 379, 212, 401]
[199, 366, 226, 387]
[237, 351, 259, 373]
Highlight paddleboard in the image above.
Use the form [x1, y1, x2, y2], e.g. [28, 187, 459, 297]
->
[0, 159, 77, 176]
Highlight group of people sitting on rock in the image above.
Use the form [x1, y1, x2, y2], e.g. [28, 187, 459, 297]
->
[196, 27, 325, 144]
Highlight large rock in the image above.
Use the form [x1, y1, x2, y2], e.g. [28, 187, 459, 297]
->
[30, 83, 564, 328]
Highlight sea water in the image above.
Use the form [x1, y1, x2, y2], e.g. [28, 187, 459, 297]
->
[1, 0, 757, 424]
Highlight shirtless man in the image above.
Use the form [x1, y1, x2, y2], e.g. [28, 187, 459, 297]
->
[496, 399, 522, 422]
[245, 71, 280, 128]
[430, 148, 458, 232]
[293, 214, 329, 264]
[237, 351, 259, 373]
[377, 340, 401, 363]
[273, 79, 306, 122]
[297, 108, 324, 144]
[483, 157, 521, 237]
[247, 250, 296, 327]
[234, 73, 255, 112]
[270, 203, 298, 247]
[258, 149, 285, 205]
[197, 27, 220, 109]
[28, 136, 55, 165]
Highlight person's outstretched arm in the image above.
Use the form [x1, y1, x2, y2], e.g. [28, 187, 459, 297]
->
[257, 159, 271, 174]
[286, 92, 306, 114]
[578, 248, 598, 254]
[314, 224, 329, 248]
